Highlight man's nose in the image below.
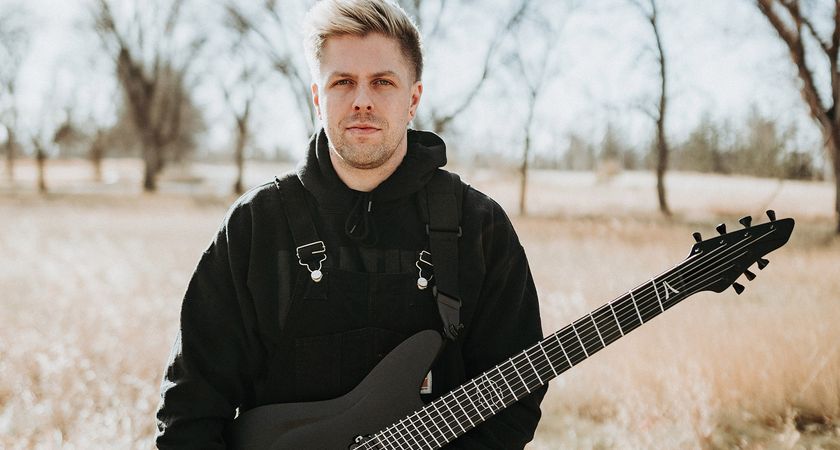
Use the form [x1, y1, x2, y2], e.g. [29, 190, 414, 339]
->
[353, 85, 373, 111]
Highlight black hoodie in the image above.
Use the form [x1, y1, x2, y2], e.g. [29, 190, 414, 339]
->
[156, 129, 546, 449]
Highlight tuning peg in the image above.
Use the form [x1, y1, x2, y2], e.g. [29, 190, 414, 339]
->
[766, 210, 776, 221]
[757, 258, 769, 270]
[693, 232, 702, 243]
[739, 216, 752, 228]
[732, 282, 745, 295]
[716, 223, 727, 235]
[744, 269, 756, 281]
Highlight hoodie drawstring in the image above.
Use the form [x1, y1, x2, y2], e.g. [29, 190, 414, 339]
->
[344, 192, 377, 245]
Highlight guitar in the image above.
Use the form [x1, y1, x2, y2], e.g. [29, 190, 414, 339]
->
[230, 211, 795, 449]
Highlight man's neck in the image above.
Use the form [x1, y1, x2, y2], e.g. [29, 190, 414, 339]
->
[329, 137, 408, 192]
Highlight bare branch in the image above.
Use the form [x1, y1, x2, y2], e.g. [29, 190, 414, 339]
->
[431, 0, 532, 133]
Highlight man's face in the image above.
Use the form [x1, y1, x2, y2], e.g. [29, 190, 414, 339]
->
[312, 33, 422, 170]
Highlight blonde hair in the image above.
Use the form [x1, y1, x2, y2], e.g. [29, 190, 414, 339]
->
[303, 0, 423, 82]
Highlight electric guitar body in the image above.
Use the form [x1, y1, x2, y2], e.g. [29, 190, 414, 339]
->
[230, 330, 444, 450]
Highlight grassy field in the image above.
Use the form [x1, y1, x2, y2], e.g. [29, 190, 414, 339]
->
[1, 159, 839, 449]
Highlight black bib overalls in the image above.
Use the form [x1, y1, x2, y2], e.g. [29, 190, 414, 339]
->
[251, 177, 467, 408]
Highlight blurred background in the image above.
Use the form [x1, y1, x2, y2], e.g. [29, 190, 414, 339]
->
[1, 0, 838, 448]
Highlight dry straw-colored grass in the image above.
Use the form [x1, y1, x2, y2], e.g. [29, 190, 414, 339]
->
[1, 160, 838, 449]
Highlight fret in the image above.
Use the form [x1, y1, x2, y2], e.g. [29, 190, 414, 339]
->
[385, 421, 402, 444]
[407, 416, 431, 447]
[464, 384, 485, 421]
[613, 294, 642, 333]
[573, 316, 605, 356]
[423, 409, 442, 448]
[442, 396, 466, 434]
[523, 350, 543, 385]
[431, 400, 454, 439]
[608, 300, 624, 336]
[510, 357, 530, 393]
[591, 306, 621, 346]
[470, 379, 489, 415]
[538, 341, 559, 377]
[590, 312, 606, 347]
[373, 433, 388, 450]
[651, 278, 665, 312]
[426, 406, 445, 446]
[570, 322, 588, 357]
[376, 427, 396, 448]
[629, 290, 644, 324]
[482, 373, 505, 410]
[496, 365, 516, 402]
[636, 286, 662, 322]
[452, 392, 474, 428]
[553, 332, 573, 368]
[558, 326, 587, 365]
[413, 415, 433, 449]
[399, 422, 414, 450]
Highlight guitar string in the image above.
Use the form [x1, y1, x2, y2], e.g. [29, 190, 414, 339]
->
[361, 226, 775, 449]
[363, 228, 767, 450]
[379, 227, 765, 450]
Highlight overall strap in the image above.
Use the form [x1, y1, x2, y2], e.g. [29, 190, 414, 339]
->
[274, 175, 327, 284]
[418, 169, 465, 341]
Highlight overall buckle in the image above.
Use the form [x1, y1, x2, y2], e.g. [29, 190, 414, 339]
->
[296, 241, 327, 282]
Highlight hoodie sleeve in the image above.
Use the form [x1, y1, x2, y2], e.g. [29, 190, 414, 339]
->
[155, 200, 262, 449]
[447, 192, 547, 449]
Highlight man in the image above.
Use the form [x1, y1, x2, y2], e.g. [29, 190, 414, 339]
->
[155, 0, 546, 448]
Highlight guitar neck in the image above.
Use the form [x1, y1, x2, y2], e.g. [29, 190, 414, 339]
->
[370, 257, 710, 449]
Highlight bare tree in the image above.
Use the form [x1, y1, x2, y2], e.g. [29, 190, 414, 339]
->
[418, 0, 533, 135]
[93, 0, 205, 191]
[756, 0, 840, 232]
[631, 0, 671, 216]
[225, 2, 317, 137]
[30, 136, 48, 194]
[504, 4, 567, 216]
[0, 5, 29, 183]
[89, 129, 107, 182]
[222, 67, 258, 195]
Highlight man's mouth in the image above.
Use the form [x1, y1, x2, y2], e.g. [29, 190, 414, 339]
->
[346, 124, 381, 134]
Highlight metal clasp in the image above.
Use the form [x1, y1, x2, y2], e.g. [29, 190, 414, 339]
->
[415, 250, 433, 290]
[296, 241, 327, 282]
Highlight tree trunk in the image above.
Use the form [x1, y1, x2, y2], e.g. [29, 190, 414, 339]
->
[89, 132, 104, 183]
[142, 145, 159, 192]
[519, 133, 530, 217]
[233, 132, 245, 195]
[5, 130, 15, 182]
[652, 0, 671, 216]
[834, 142, 840, 233]
[656, 125, 670, 216]
[35, 141, 47, 194]
[519, 93, 537, 217]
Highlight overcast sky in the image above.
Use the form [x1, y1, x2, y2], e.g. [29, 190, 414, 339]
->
[3, 0, 827, 164]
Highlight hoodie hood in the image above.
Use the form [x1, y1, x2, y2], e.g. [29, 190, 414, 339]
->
[296, 128, 447, 243]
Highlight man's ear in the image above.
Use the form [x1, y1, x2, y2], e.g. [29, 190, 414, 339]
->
[311, 83, 321, 119]
[408, 81, 423, 121]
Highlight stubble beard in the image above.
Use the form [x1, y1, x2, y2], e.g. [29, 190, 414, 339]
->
[328, 113, 401, 170]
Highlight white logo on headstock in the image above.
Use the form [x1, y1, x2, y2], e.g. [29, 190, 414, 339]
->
[663, 281, 680, 300]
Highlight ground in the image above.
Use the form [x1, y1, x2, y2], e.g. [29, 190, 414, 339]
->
[1, 159, 838, 449]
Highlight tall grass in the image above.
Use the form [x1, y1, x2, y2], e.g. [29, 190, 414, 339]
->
[1, 163, 838, 448]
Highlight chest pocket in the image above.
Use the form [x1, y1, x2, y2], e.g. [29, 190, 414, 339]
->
[282, 265, 440, 402]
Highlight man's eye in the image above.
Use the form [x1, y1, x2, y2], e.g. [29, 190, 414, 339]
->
[334, 79, 353, 86]
[373, 79, 393, 86]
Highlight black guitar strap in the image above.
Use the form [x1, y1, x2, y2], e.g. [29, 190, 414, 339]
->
[275, 175, 327, 301]
[418, 170, 465, 341]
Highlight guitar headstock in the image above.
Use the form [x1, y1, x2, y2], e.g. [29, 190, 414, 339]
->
[686, 210, 794, 294]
